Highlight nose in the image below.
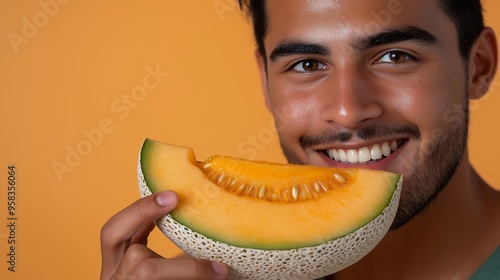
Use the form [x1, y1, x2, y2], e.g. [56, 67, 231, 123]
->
[320, 67, 383, 129]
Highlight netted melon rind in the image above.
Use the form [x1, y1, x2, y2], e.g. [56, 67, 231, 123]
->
[138, 160, 401, 280]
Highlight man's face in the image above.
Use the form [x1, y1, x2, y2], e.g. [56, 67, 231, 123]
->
[258, 0, 470, 228]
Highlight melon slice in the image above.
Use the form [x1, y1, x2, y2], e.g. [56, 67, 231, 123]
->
[137, 138, 402, 280]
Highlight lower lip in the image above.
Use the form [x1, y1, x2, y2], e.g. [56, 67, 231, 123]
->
[318, 141, 408, 171]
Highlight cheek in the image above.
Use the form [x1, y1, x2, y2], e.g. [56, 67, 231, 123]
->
[268, 83, 320, 139]
[386, 64, 466, 137]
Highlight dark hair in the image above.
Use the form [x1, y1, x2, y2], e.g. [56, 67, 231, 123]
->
[239, 0, 485, 60]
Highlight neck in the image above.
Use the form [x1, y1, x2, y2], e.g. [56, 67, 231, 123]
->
[333, 153, 500, 279]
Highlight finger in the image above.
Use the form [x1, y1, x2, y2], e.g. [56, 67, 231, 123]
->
[113, 245, 228, 280]
[111, 243, 163, 279]
[100, 190, 178, 279]
[127, 257, 229, 280]
[130, 221, 156, 246]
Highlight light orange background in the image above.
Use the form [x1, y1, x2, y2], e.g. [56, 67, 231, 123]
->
[0, 1, 499, 279]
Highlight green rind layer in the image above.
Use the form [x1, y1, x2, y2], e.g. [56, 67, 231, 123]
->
[139, 139, 157, 193]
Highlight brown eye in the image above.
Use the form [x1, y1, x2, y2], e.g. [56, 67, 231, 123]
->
[377, 51, 413, 64]
[291, 59, 327, 72]
[302, 60, 320, 71]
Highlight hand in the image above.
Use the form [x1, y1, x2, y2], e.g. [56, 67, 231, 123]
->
[100, 190, 229, 279]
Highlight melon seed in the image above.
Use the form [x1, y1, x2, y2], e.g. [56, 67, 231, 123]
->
[302, 184, 312, 200]
[197, 156, 354, 202]
[315, 181, 328, 193]
[236, 184, 246, 195]
[334, 173, 347, 184]
[218, 173, 225, 184]
[246, 185, 255, 196]
[313, 182, 321, 193]
[258, 187, 266, 199]
[292, 185, 299, 200]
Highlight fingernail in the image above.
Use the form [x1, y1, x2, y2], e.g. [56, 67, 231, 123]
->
[211, 261, 228, 276]
[155, 191, 175, 207]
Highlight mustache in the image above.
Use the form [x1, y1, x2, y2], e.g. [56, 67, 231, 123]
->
[299, 124, 421, 149]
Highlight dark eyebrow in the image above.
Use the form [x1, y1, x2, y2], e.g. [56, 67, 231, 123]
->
[269, 42, 329, 62]
[353, 26, 440, 51]
[268, 26, 440, 63]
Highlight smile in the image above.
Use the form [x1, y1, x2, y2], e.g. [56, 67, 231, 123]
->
[321, 140, 405, 164]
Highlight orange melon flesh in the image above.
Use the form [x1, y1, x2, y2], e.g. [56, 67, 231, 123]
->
[140, 138, 400, 250]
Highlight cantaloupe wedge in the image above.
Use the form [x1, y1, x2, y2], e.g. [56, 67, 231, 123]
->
[137, 138, 402, 280]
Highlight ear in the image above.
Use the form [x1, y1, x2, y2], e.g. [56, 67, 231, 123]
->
[468, 27, 498, 99]
[255, 49, 272, 111]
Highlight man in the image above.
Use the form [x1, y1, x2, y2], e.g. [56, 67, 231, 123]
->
[100, 0, 500, 279]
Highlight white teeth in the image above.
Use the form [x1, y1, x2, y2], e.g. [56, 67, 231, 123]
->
[339, 149, 347, 162]
[390, 140, 398, 151]
[381, 142, 391, 157]
[371, 144, 382, 160]
[358, 147, 371, 163]
[325, 141, 401, 164]
[327, 149, 339, 161]
[347, 149, 358, 163]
